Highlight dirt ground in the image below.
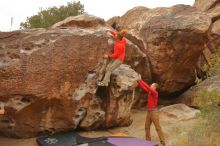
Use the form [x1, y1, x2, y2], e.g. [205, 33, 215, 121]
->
[0, 109, 199, 146]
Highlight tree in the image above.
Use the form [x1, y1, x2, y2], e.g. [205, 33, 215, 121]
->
[20, 1, 84, 29]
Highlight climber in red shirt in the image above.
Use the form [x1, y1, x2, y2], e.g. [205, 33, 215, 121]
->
[98, 29, 127, 86]
[108, 31, 126, 61]
[137, 74, 165, 146]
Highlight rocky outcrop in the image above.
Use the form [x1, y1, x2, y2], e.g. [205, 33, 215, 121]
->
[52, 14, 107, 28]
[108, 5, 211, 93]
[80, 64, 139, 129]
[0, 14, 146, 138]
[175, 0, 220, 107]
[175, 70, 220, 108]
[212, 19, 220, 35]
[210, 19, 220, 49]
[194, 0, 220, 12]
[194, 0, 220, 41]
[160, 104, 200, 121]
[193, 0, 220, 80]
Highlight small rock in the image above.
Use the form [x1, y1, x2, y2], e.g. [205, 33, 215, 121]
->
[160, 104, 200, 121]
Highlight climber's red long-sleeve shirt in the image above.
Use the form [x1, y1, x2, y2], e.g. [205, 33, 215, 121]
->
[109, 31, 126, 61]
[137, 80, 158, 110]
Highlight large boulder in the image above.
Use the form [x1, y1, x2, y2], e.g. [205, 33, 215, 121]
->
[108, 5, 211, 93]
[0, 14, 145, 138]
[80, 64, 139, 129]
[51, 13, 107, 28]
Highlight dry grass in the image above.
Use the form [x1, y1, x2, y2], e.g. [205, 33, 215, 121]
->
[208, 46, 220, 76]
[197, 88, 220, 106]
[187, 106, 220, 146]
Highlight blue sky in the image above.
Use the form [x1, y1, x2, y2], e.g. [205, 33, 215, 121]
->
[0, 0, 194, 31]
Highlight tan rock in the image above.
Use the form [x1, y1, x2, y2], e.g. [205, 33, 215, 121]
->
[80, 64, 139, 129]
[175, 71, 220, 108]
[106, 16, 121, 30]
[212, 19, 220, 35]
[207, 3, 220, 22]
[208, 19, 220, 51]
[0, 14, 143, 138]
[52, 13, 106, 28]
[194, 0, 219, 11]
[160, 104, 200, 121]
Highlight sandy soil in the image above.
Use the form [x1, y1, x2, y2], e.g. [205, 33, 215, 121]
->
[0, 109, 199, 146]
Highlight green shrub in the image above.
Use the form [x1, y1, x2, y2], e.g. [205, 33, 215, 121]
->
[20, 1, 84, 29]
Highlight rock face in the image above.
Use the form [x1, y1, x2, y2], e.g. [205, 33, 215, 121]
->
[108, 5, 211, 93]
[194, 0, 220, 44]
[160, 104, 200, 121]
[175, 0, 220, 107]
[80, 64, 139, 129]
[51, 14, 106, 28]
[193, 0, 220, 80]
[212, 19, 220, 35]
[175, 70, 220, 108]
[0, 14, 145, 137]
[194, 0, 220, 12]
[209, 19, 220, 52]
